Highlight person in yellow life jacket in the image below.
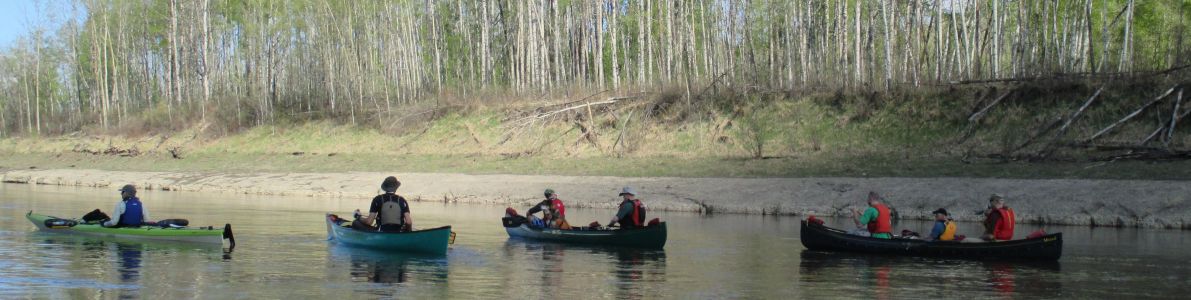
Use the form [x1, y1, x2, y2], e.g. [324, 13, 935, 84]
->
[358, 176, 413, 232]
[852, 191, 893, 239]
[981, 194, 1015, 241]
[927, 208, 958, 241]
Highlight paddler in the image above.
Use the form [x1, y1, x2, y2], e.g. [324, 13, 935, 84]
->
[525, 188, 569, 229]
[104, 184, 150, 228]
[926, 208, 958, 241]
[851, 191, 893, 239]
[609, 187, 647, 229]
[359, 176, 413, 232]
[981, 194, 1015, 241]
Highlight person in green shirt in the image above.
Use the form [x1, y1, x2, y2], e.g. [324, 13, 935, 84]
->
[852, 192, 893, 239]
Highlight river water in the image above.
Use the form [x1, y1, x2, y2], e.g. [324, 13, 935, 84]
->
[0, 183, 1188, 299]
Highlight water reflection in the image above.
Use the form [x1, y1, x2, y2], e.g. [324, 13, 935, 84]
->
[114, 243, 143, 299]
[5, 184, 1191, 298]
[799, 250, 1063, 298]
[30, 234, 147, 299]
[115, 243, 143, 282]
[328, 246, 449, 285]
[606, 248, 666, 300]
[502, 240, 667, 299]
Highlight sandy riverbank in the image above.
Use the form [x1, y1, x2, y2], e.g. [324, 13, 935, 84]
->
[2, 168, 1188, 229]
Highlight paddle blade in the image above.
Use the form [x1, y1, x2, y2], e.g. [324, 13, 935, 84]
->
[222, 224, 236, 249]
[502, 217, 527, 228]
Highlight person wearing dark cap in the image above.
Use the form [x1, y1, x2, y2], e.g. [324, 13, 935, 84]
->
[526, 188, 568, 229]
[981, 194, 1015, 241]
[927, 208, 958, 241]
[359, 176, 412, 232]
[609, 186, 647, 229]
[104, 184, 150, 227]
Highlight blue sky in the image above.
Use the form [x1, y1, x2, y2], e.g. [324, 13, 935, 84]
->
[0, 1, 34, 48]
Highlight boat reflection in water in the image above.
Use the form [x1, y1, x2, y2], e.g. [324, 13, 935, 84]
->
[326, 245, 449, 293]
[502, 239, 667, 299]
[608, 247, 666, 300]
[799, 250, 1061, 299]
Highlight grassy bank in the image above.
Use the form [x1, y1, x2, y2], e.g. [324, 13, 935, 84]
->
[2, 151, 1188, 180]
[2, 83, 1189, 180]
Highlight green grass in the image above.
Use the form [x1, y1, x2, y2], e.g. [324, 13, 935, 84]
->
[2, 85, 1189, 180]
[2, 149, 1188, 180]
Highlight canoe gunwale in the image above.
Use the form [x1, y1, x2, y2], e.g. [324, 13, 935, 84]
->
[502, 219, 667, 249]
[800, 220, 1062, 261]
[324, 213, 451, 255]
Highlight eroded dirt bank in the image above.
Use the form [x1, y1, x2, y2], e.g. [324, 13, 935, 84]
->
[2, 169, 1188, 229]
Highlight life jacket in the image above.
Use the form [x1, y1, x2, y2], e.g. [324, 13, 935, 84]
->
[993, 207, 1015, 240]
[378, 194, 407, 227]
[939, 220, 957, 241]
[620, 199, 646, 227]
[866, 203, 892, 234]
[119, 197, 145, 226]
[551, 198, 566, 219]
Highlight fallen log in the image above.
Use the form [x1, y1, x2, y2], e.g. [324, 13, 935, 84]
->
[1040, 86, 1105, 157]
[1086, 87, 1177, 142]
[1165, 89, 1184, 145]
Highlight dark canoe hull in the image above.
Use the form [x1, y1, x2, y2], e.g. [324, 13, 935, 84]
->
[503, 221, 667, 249]
[325, 213, 451, 255]
[800, 220, 1062, 261]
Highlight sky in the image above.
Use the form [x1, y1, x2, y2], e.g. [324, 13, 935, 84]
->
[0, 1, 33, 49]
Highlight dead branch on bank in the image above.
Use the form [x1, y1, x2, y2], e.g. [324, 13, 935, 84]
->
[1085, 87, 1177, 142]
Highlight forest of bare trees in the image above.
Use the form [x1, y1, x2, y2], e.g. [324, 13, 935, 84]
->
[1, 0, 1188, 136]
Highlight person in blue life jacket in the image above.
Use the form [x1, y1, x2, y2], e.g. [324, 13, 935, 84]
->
[104, 184, 150, 228]
[358, 176, 413, 232]
[608, 187, 647, 229]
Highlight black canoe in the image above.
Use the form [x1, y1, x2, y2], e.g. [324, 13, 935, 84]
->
[502, 217, 667, 249]
[800, 220, 1062, 261]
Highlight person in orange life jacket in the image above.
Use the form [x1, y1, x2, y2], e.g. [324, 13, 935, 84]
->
[526, 188, 568, 228]
[358, 176, 412, 232]
[104, 184, 150, 228]
[981, 194, 1015, 241]
[851, 191, 893, 239]
[926, 208, 958, 241]
[609, 187, 646, 229]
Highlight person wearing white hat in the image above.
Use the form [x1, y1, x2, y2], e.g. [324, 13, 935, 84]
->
[609, 186, 647, 229]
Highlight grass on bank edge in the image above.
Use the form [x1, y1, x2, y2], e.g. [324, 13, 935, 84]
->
[3, 82, 1191, 180]
[1, 150, 1189, 180]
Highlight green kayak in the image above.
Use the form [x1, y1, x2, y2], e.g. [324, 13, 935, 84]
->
[26, 211, 234, 247]
[325, 213, 453, 255]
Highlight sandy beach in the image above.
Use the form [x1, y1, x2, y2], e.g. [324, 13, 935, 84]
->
[3, 168, 1187, 229]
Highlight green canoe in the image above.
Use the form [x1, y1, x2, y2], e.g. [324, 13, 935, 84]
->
[502, 217, 667, 249]
[325, 213, 453, 255]
[26, 211, 234, 246]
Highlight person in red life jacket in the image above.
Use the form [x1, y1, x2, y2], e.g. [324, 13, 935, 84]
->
[609, 186, 647, 229]
[981, 194, 1016, 241]
[104, 184, 150, 228]
[526, 188, 569, 229]
[358, 176, 413, 232]
[851, 191, 893, 239]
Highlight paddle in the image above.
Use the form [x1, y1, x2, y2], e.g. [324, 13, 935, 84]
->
[223, 224, 236, 249]
[501, 216, 527, 228]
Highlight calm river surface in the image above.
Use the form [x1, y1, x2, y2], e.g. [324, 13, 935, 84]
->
[1, 183, 1189, 299]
